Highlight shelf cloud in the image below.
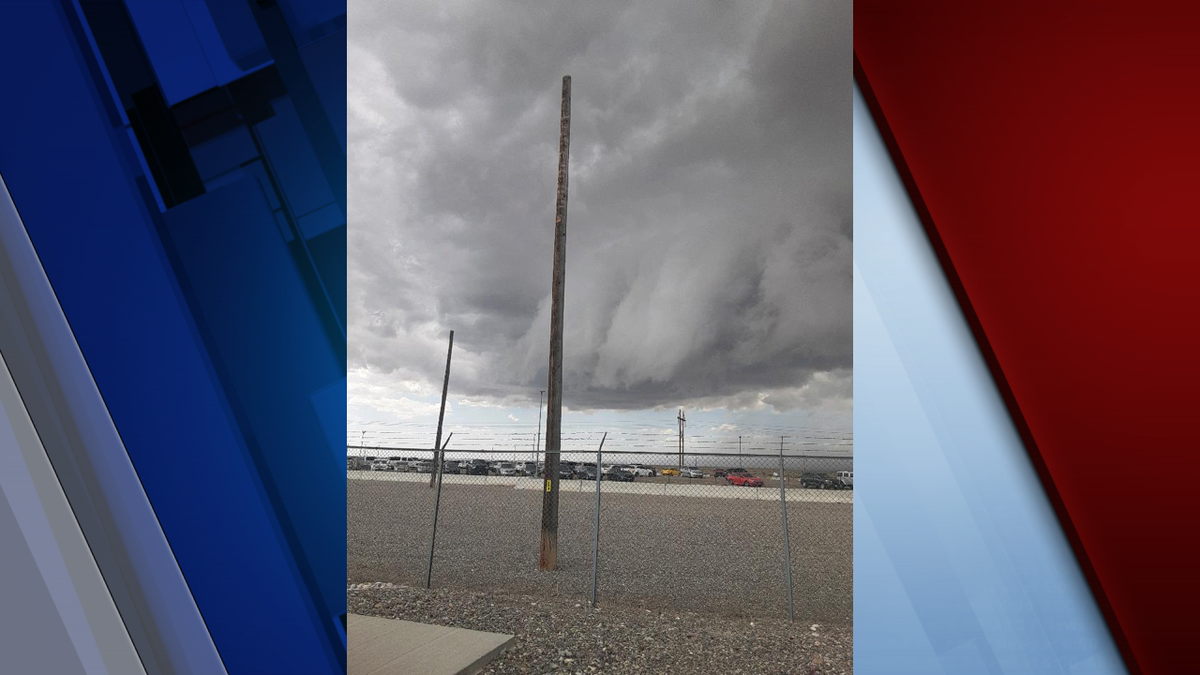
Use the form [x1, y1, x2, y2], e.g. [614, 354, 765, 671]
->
[349, 0, 851, 414]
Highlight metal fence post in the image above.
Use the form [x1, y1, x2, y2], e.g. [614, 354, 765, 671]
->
[424, 433, 453, 589]
[779, 447, 795, 620]
[430, 331, 454, 488]
[590, 432, 606, 607]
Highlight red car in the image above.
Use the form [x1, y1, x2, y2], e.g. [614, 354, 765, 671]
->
[725, 471, 764, 487]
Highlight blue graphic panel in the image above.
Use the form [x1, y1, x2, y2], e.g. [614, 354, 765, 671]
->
[298, 28, 347, 152]
[853, 84, 1124, 674]
[163, 176, 345, 620]
[124, 0, 218, 105]
[311, 378, 349, 466]
[0, 1, 346, 673]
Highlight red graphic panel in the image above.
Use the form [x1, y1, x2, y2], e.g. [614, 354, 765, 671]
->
[855, 3, 1200, 674]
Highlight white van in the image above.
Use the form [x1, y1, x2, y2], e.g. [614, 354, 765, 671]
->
[836, 470, 854, 488]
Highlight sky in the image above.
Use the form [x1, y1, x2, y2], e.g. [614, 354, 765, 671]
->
[347, 0, 852, 454]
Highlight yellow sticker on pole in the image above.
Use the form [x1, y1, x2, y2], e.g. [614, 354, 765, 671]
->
[545, 479, 553, 493]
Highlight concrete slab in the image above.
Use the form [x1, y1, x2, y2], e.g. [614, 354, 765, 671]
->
[348, 614, 513, 675]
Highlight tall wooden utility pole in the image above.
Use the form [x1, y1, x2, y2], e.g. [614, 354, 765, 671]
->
[677, 409, 686, 468]
[535, 389, 544, 464]
[429, 330, 454, 488]
[540, 76, 571, 571]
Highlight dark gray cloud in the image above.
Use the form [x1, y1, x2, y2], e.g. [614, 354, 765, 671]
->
[349, 0, 851, 413]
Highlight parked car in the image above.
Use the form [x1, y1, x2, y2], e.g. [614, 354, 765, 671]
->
[370, 460, 391, 471]
[800, 473, 835, 489]
[496, 462, 520, 477]
[711, 469, 728, 478]
[680, 466, 704, 479]
[518, 461, 539, 476]
[660, 467, 681, 476]
[835, 471, 854, 489]
[443, 460, 461, 473]
[387, 458, 408, 471]
[559, 464, 576, 480]
[466, 459, 489, 475]
[414, 461, 435, 473]
[726, 471, 764, 487]
[578, 465, 600, 481]
[627, 464, 656, 477]
[604, 468, 635, 482]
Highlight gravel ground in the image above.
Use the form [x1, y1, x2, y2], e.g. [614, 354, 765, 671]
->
[348, 480, 851, 624]
[349, 583, 852, 675]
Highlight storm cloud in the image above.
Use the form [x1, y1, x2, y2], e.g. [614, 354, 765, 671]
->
[348, 0, 852, 414]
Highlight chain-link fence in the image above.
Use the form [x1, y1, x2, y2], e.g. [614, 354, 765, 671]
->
[346, 444, 851, 623]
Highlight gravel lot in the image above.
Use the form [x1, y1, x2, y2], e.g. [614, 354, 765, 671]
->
[349, 583, 852, 675]
[348, 479, 851, 624]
